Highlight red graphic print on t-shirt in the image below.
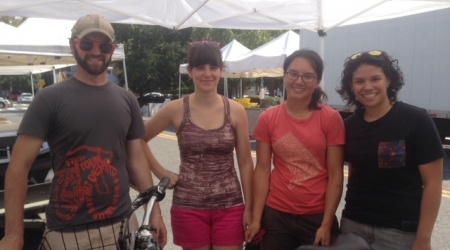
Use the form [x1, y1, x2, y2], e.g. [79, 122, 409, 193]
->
[54, 145, 120, 221]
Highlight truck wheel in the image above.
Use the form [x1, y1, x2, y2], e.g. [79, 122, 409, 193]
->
[0, 103, 5, 108]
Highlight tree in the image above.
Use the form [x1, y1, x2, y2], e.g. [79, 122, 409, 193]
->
[113, 24, 192, 97]
[0, 16, 26, 27]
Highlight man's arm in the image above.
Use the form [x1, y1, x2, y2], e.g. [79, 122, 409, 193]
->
[0, 134, 44, 250]
[126, 138, 167, 248]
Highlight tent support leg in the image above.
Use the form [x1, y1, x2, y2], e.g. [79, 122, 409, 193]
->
[30, 73, 35, 97]
[122, 59, 129, 90]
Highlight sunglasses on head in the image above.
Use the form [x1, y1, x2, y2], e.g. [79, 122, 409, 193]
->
[189, 41, 221, 48]
[74, 38, 116, 55]
[350, 50, 382, 60]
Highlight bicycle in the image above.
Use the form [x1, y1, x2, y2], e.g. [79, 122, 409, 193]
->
[296, 232, 373, 250]
[39, 177, 170, 250]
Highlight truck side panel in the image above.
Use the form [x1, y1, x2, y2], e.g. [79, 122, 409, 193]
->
[300, 8, 450, 148]
[301, 8, 450, 114]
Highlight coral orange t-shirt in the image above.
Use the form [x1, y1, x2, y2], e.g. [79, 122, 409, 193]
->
[253, 103, 345, 215]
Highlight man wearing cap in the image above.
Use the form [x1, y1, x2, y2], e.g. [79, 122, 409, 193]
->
[0, 14, 167, 250]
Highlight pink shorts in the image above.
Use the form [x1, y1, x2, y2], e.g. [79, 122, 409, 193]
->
[171, 204, 245, 248]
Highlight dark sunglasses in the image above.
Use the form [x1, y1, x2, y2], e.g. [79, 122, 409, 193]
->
[350, 50, 382, 60]
[189, 41, 221, 48]
[74, 38, 116, 55]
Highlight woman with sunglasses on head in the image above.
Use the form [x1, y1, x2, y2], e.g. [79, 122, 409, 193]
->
[246, 49, 345, 250]
[336, 50, 444, 250]
[141, 41, 254, 250]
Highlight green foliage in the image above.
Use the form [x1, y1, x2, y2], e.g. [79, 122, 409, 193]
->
[113, 24, 192, 96]
[0, 16, 26, 27]
[112, 25, 286, 96]
[0, 74, 41, 95]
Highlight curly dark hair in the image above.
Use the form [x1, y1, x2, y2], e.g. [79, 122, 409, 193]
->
[283, 49, 328, 110]
[336, 50, 405, 113]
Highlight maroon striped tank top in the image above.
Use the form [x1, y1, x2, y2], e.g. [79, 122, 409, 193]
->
[173, 95, 244, 209]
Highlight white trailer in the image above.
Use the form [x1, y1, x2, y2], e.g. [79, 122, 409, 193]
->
[301, 8, 450, 150]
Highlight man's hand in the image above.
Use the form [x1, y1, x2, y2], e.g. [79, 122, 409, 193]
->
[0, 234, 23, 250]
[151, 216, 167, 248]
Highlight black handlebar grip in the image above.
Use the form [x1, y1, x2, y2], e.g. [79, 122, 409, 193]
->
[157, 177, 170, 193]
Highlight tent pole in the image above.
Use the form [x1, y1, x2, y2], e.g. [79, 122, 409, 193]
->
[179, 74, 181, 99]
[122, 59, 129, 90]
[299, 29, 303, 49]
[224, 73, 228, 97]
[52, 66, 56, 84]
[30, 73, 35, 97]
[239, 78, 242, 98]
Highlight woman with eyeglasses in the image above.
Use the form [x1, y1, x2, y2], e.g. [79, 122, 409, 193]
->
[141, 41, 254, 250]
[246, 49, 345, 250]
[336, 50, 444, 250]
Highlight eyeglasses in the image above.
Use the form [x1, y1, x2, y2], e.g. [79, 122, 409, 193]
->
[189, 41, 221, 48]
[73, 38, 116, 55]
[350, 50, 382, 60]
[285, 72, 317, 83]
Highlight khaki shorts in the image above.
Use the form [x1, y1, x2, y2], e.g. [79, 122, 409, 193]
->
[40, 214, 139, 250]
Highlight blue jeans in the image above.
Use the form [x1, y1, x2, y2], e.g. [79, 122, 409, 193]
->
[340, 217, 416, 250]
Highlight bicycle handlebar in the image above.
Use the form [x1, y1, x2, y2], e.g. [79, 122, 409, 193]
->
[133, 177, 170, 210]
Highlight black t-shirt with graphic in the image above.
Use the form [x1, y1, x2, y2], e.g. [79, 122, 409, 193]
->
[342, 102, 444, 229]
[18, 77, 145, 229]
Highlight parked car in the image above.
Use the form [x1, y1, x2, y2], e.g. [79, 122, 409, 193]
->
[0, 98, 13, 109]
[0, 119, 52, 248]
[143, 92, 164, 98]
[7, 92, 20, 101]
[18, 93, 33, 103]
[138, 92, 166, 107]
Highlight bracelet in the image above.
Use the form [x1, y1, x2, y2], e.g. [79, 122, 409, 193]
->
[151, 214, 163, 220]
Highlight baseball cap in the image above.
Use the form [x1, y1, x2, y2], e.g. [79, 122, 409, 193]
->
[71, 14, 115, 42]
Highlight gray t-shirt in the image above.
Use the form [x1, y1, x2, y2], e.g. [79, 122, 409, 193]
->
[18, 77, 145, 229]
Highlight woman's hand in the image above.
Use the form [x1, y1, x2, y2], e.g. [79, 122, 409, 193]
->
[163, 170, 179, 189]
[313, 226, 331, 246]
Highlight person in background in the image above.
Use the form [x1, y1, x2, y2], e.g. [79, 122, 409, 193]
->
[0, 14, 166, 250]
[247, 49, 345, 250]
[142, 40, 254, 250]
[336, 50, 444, 250]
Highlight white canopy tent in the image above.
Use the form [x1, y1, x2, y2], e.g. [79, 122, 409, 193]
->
[226, 30, 300, 77]
[1, 1, 448, 31]
[1, 1, 449, 57]
[179, 39, 251, 97]
[2, 0, 449, 90]
[0, 64, 75, 97]
[0, 17, 128, 88]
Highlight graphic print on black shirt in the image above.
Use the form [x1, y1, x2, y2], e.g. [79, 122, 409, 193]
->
[378, 140, 406, 168]
[54, 145, 120, 221]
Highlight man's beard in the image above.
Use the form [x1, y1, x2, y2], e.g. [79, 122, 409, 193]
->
[73, 47, 112, 75]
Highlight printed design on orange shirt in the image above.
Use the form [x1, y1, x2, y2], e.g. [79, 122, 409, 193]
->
[273, 132, 322, 189]
[54, 145, 120, 221]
